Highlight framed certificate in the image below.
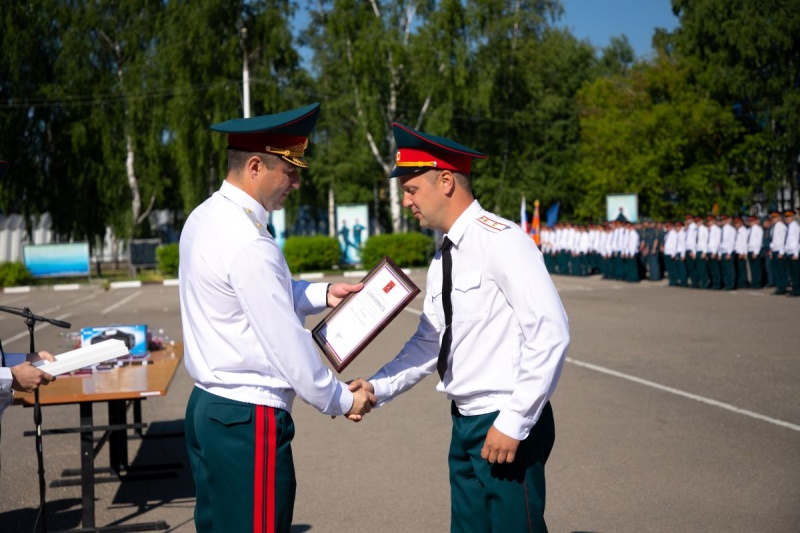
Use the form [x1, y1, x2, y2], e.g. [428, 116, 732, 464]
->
[312, 256, 420, 373]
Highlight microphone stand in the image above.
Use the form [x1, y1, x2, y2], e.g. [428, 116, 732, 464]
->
[0, 305, 71, 533]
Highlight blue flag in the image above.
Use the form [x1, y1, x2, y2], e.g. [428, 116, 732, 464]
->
[546, 202, 560, 227]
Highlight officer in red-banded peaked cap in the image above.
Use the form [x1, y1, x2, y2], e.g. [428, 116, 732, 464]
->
[352, 122, 570, 533]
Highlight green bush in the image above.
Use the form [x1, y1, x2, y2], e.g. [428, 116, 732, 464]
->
[360, 233, 434, 270]
[0, 261, 33, 288]
[156, 243, 180, 276]
[283, 236, 341, 273]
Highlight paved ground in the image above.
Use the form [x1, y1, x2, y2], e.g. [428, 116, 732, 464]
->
[0, 273, 798, 532]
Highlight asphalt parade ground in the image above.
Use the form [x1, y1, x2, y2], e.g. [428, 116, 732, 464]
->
[0, 272, 798, 532]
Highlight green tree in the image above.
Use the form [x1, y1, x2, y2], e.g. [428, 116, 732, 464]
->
[575, 53, 747, 221]
[303, 0, 435, 234]
[463, 1, 594, 222]
[669, 0, 800, 209]
[158, 0, 309, 219]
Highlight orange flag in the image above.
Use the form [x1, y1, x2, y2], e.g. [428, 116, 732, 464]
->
[532, 199, 541, 246]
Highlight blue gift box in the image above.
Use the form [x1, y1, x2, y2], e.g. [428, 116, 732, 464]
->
[80, 325, 149, 358]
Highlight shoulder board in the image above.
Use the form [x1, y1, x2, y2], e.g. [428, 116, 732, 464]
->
[475, 214, 509, 233]
[242, 207, 271, 238]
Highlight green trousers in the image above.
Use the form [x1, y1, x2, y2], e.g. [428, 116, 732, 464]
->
[449, 402, 555, 533]
[748, 254, 764, 288]
[186, 387, 297, 533]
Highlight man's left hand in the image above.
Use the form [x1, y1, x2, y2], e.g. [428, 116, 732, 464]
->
[326, 282, 364, 307]
[481, 426, 520, 464]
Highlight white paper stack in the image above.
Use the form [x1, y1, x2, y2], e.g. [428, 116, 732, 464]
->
[33, 339, 129, 376]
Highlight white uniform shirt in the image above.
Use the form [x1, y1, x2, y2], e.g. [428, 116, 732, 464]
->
[770, 221, 787, 255]
[786, 220, 800, 258]
[719, 223, 736, 255]
[627, 228, 640, 256]
[578, 231, 590, 254]
[600, 230, 611, 256]
[179, 181, 352, 415]
[663, 229, 677, 257]
[696, 224, 709, 254]
[708, 225, 722, 255]
[747, 224, 764, 255]
[676, 228, 686, 258]
[369, 200, 570, 441]
[540, 228, 551, 253]
[734, 225, 749, 255]
[685, 222, 698, 253]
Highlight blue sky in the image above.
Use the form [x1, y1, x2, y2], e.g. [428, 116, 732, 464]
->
[292, 1, 681, 66]
[558, 0, 680, 58]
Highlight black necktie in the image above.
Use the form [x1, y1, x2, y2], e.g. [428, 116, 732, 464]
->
[437, 237, 453, 380]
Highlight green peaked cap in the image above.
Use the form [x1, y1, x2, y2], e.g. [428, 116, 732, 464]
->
[211, 103, 321, 168]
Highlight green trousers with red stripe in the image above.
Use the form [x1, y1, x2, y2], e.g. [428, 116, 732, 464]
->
[186, 387, 296, 533]
[449, 402, 555, 533]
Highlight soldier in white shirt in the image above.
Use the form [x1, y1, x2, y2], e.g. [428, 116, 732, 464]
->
[611, 220, 626, 280]
[695, 215, 710, 288]
[675, 220, 688, 287]
[623, 222, 640, 282]
[178, 104, 375, 532]
[600, 224, 613, 279]
[719, 215, 737, 290]
[663, 221, 678, 286]
[746, 216, 765, 288]
[783, 209, 800, 297]
[769, 211, 788, 294]
[733, 217, 750, 288]
[707, 216, 723, 289]
[684, 214, 699, 288]
[350, 124, 570, 532]
[541, 226, 554, 273]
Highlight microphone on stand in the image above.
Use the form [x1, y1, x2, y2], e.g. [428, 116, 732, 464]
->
[0, 304, 71, 533]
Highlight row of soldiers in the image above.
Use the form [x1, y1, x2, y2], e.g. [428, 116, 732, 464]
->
[539, 210, 800, 296]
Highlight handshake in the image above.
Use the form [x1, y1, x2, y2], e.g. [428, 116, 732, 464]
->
[340, 378, 376, 423]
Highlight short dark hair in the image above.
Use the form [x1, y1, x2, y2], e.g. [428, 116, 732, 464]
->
[227, 148, 278, 172]
[424, 169, 472, 194]
[452, 171, 472, 194]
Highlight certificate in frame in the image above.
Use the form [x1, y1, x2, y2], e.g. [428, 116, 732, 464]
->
[312, 256, 420, 373]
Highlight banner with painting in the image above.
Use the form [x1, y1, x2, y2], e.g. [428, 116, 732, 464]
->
[335, 204, 369, 266]
[269, 209, 286, 248]
[606, 194, 639, 223]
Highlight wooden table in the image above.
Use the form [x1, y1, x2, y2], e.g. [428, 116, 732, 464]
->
[15, 343, 184, 532]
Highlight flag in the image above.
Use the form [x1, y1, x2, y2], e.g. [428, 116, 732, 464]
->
[532, 199, 541, 245]
[546, 202, 560, 227]
[520, 196, 529, 234]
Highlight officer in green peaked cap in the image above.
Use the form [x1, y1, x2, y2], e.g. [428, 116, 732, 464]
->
[180, 101, 373, 533]
[211, 102, 320, 168]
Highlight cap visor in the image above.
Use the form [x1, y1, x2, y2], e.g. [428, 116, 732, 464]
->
[390, 166, 426, 178]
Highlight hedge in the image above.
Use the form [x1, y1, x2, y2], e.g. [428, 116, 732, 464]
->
[360, 233, 434, 270]
[156, 243, 180, 276]
[283, 236, 341, 273]
[0, 261, 33, 288]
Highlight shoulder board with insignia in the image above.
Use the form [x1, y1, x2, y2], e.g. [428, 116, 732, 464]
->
[475, 214, 509, 233]
[242, 207, 271, 238]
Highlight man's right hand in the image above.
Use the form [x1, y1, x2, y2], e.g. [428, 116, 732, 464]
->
[11, 361, 55, 393]
[344, 381, 376, 422]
